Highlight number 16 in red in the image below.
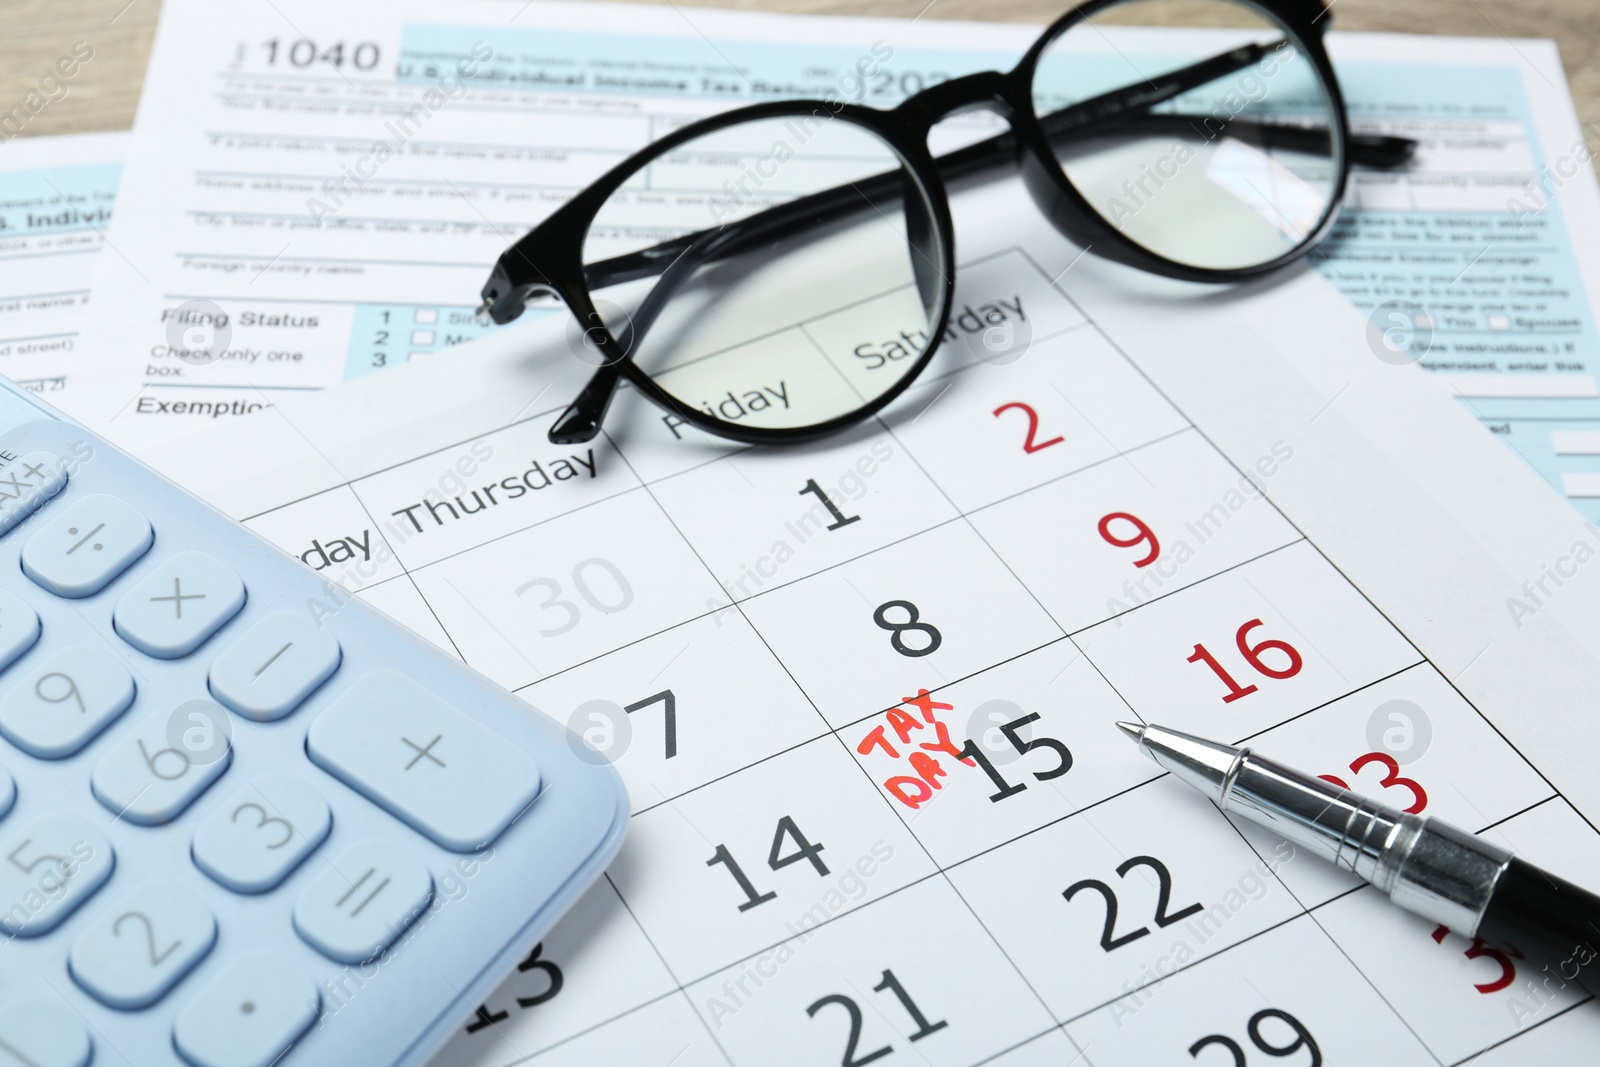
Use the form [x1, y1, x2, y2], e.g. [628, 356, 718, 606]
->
[1186, 619, 1303, 703]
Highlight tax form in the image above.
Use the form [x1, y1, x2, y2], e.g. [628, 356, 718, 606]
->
[147, 86, 1600, 1067]
[62, 0, 1600, 529]
[0, 131, 124, 394]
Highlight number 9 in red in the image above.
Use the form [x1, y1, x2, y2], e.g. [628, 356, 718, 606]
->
[1098, 512, 1160, 568]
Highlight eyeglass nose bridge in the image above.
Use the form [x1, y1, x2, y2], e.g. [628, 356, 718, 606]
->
[893, 70, 1018, 136]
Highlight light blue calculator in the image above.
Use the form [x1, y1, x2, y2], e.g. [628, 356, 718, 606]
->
[0, 378, 628, 1067]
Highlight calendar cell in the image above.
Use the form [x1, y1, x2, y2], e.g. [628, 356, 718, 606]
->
[971, 430, 1301, 633]
[1313, 799, 1600, 1063]
[489, 992, 731, 1067]
[843, 639, 1159, 868]
[602, 381, 746, 486]
[1226, 664, 1554, 908]
[1076, 540, 1421, 742]
[801, 248, 1089, 413]
[1064, 914, 1434, 1065]
[947, 776, 1301, 1021]
[1317, 887, 1572, 1061]
[608, 736, 936, 982]
[1482, 797, 1600, 886]
[243, 485, 407, 593]
[436, 881, 678, 1067]
[1471, 1001, 1600, 1066]
[740, 521, 1063, 727]
[519, 612, 829, 814]
[683, 876, 1059, 1067]
[977, 1028, 1085, 1066]
[884, 324, 1186, 513]
[352, 413, 640, 570]
[650, 422, 957, 602]
[412, 490, 724, 689]
[354, 579, 458, 657]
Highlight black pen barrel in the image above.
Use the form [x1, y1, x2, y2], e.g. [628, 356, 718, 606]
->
[1476, 857, 1600, 998]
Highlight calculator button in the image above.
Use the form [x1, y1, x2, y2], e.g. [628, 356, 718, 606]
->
[293, 838, 432, 964]
[193, 774, 331, 893]
[0, 996, 91, 1067]
[0, 451, 68, 536]
[208, 611, 341, 722]
[22, 493, 152, 598]
[69, 881, 216, 1009]
[0, 814, 114, 937]
[0, 646, 135, 759]
[0, 767, 11, 821]
[0, 589, 41, 674]
[172, 951, 318, 1067]
[306, 670, 541, 852]
[91, 703, 232, 825]
[114, 552, 246, 659]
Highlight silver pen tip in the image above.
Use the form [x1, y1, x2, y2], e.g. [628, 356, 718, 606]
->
[1113, 721, 1245, 804]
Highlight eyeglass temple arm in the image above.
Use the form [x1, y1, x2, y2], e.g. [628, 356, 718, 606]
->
[557, 43, 1275, 305]
[492, 38, 1265, 326]
[535, 45, 1412, 311]
[548, 227, 730, 442]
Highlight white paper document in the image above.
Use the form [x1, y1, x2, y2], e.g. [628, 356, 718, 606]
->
[0, 131, 125, 394]
[146, 77, 1600, 1061]
[63, 0, 1600, 533]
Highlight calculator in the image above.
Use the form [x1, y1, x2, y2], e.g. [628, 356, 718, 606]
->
[0, 378, 628, 1067]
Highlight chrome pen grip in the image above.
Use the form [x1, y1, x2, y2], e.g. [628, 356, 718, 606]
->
[1222, 750, 1511, 932]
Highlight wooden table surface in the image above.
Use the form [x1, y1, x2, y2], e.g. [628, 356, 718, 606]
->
[2, 0, 1596, 172]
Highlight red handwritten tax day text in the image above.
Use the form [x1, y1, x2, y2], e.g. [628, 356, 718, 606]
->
[856, 690, 975, 810]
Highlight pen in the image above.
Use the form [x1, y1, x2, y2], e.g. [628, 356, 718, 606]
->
[1118, 720, 1600, 996]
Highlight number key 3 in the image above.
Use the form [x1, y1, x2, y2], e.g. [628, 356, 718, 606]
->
[193, 774, 332, 893]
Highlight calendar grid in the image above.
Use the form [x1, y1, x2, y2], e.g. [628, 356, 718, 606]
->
[251, 444, 1308, 704]
[847, 360, 1302, 1062]
[1211, 796, 1451, 1066]
[1029, 265, 1589, 1063]
[246, 414, 1179, 624]
[233, 245, 1600, 1065]
[518, 648, 1572, 1065]
[586, 262, 1433, 1063]
[598, 416, 1081, 1061]
[599, 868, 741, 1067]
[1036, 255, 1600, 839]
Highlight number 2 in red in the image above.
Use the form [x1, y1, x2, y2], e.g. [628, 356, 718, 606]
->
[993, 402, 1063, 453]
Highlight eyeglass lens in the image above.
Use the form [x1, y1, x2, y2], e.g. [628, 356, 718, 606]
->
[581, 116, 947, 435]
[1031, 0, 1341, 270]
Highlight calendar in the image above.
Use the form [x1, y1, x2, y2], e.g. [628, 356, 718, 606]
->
[142, 145, 1600, 1066]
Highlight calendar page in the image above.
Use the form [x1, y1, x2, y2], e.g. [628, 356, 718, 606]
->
[146, 158, 1600, 1064]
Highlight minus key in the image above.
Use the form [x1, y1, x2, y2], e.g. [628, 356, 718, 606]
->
[209, 610, 342, 722]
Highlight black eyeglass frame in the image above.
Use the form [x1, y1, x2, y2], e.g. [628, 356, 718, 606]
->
[480, 0, 1359, 447]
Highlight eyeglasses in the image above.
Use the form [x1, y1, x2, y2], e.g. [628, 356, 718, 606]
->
[478, 0, 1414, 446]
